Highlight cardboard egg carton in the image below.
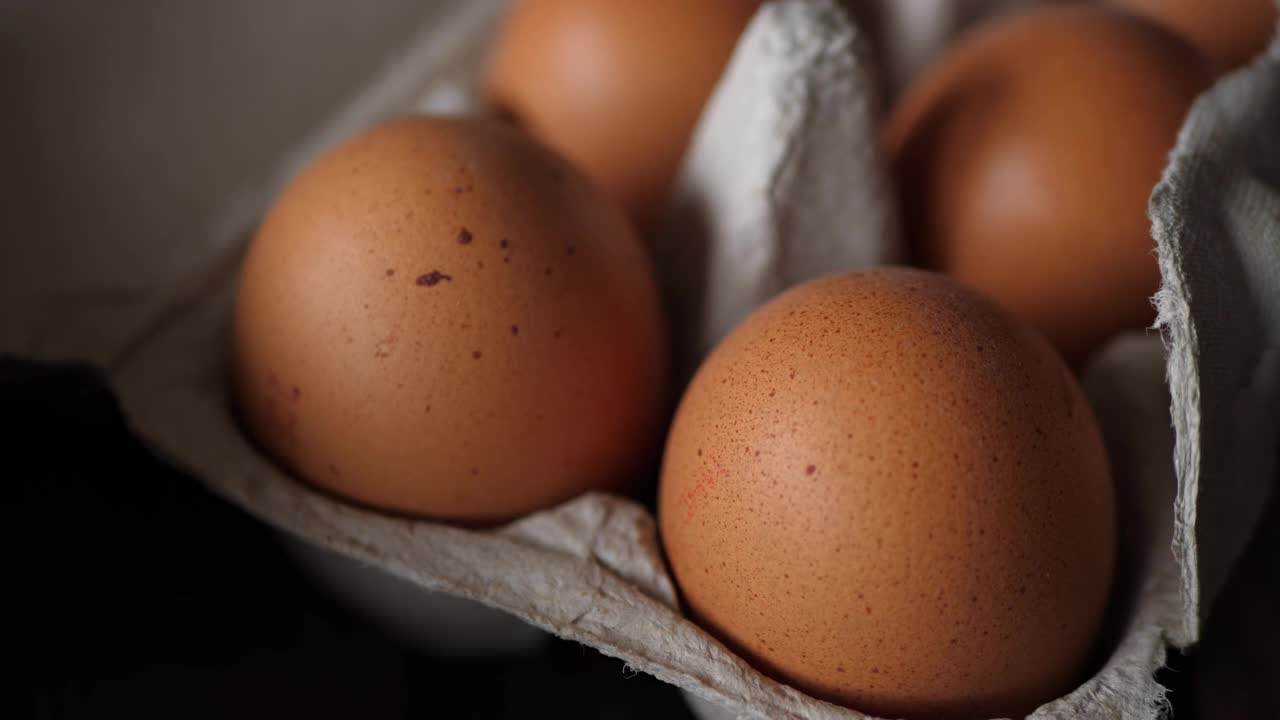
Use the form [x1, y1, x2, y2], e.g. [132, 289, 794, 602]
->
[2, 1, 1277, 717]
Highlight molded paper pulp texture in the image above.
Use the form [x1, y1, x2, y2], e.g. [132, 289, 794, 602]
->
[1152, 33, 1280, 646]
[2, 2, 1277, 719]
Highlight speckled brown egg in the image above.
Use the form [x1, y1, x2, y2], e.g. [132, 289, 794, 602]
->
[884, 5, 1213, 365]
[1107, 0, 1278, 72]
[484, 0, 763, 226]
[233, 116, 667, 525]
[658, 269, 1116, 720]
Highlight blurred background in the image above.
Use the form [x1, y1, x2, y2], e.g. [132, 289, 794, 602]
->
[1, 0, 465, 315]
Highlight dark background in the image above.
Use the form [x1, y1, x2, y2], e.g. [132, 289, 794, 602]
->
[6, 357, 697, 720]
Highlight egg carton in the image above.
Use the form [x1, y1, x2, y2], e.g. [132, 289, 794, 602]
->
[2, 1, 1278, 718]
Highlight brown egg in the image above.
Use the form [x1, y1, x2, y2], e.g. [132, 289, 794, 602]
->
[1107, 0, 1278, 72]
[658, 269, 1115, 720]
[884, 5, 1213, 365]
[233, 116, 667, 525]
[485, 0, 762, 226]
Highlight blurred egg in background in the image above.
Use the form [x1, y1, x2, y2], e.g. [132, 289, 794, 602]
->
[485, 0, 763, 227]
[884, 4, 1213, 365]
[1106, 0, 1279, 73]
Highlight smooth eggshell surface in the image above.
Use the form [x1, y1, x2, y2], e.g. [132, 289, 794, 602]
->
[1107, 0, 1278, 73]
[884, 5, 1213, 365]
[658, 269, 1116, 720]
[485, 0, 762, 227]
[233, 116, 667, 525]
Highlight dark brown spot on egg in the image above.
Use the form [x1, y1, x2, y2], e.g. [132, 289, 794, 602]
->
[457, 227, 473, 244]
[511, 325, 520, 336]
[805, 464, 816, 475]
[416, 270, 452, 286]
[385, 268, 395, 276]
[472, 350, 482, 359]
[374, 335, 397, 359]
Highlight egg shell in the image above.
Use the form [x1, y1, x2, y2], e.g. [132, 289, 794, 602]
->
[232, 116, 667, 525]
[1108, 0, 1279, 72]
[658, 268, 1116, 720]
[485, 0, 762, 226]
[884, 4, 1213, 365]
